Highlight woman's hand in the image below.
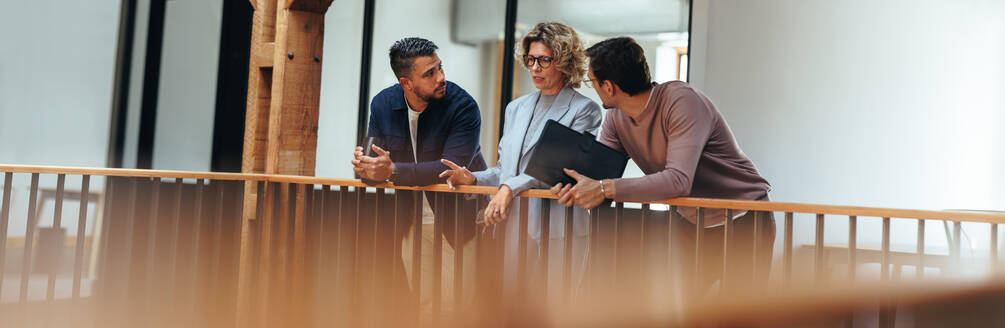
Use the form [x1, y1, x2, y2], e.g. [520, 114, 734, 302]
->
[483, 185, 514, 225]
[438, 159, 476, 189]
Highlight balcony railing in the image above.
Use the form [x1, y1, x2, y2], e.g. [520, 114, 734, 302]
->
[1, 164, 1004, 327]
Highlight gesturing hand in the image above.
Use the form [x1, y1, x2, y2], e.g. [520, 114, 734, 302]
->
[551, 168, 606, 210]
[438, 159, 475, 190]
[351, 145, 395, 181]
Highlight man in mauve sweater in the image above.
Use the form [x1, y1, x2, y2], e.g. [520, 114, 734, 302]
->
[552, 36, 774, 293]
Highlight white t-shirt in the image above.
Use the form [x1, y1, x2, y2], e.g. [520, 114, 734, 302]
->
[406, 103, 436, 225]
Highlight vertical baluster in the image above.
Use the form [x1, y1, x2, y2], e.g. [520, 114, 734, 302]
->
[352, 187, 363, 308]
[917, 219, 925, 278]
[540, 199, 550, 301]
[144, 178, 161, 314]
[848, 216, 857, 282]
[667, 206, 676, 291]
[694, 207, 704, 288]
[231, 181, 244, 324]
[371, 188, 383, 314]
[334, 186, 346, 298]
[97, 178, 116, 300]
[752, 211, 760, 284]
[411, 190, 422, 321]
[952, 220, 962, 274]
[881, 217, 890, 281]
[570, 206, 578, 303]
[314, 185, 328, 314]
[845, 215, 856, 328]
[0, 173, 11, 299]
[814, 214, 825, 283]
[389, 188, 398, 315]
[71, 175, 90, 301]
[472, 195, 483, 317]
[250, 181, 266, 308]
[44, 174, 66, 302]
[432, 192, 443, 326]
[516, 197, 528, 301]
[783, 212, 793, 286]
[20, 173, 40, 304]
[210, 181, 226, 294]
[190, 179, 205, 315]
[564, 206, 574, 305]
[613, 202, 622, 286]
[640, 204, 648, 284]
[123, 178, 138, 298]
[266, 182, 284, 326]
[880, 217, 893, 328]
[992, 223, 999, 270]
[722, 209, 732, 290]
[286, 183, 297, 304]
[453, 193, 463, 315]
[168, 179, 183, 308]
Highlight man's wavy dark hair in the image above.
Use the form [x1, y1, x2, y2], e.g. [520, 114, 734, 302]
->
[389, 37, 439, 79]
[585, 37, 652, 96]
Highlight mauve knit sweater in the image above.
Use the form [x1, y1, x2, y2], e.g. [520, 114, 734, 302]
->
[598, 81, 770, 226]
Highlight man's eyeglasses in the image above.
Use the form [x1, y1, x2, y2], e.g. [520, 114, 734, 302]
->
[523, 55, 554, 69]
[584, 79, 598, 88]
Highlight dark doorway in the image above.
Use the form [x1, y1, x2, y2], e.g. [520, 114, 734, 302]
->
[210, 0, 254, 173]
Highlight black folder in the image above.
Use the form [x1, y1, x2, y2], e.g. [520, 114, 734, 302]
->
[524, 120, 629, 186]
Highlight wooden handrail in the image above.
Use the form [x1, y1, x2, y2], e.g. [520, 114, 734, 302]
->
[2, 164, 1003, 223]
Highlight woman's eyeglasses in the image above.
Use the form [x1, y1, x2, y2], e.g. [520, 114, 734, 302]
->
[523, 55, 554, 69]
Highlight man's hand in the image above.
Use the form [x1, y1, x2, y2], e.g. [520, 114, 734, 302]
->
[483, 185, 514, 225]
[438, 159, 475, 190]
[551, 168, 606, 210]
[351, 145, 395, 181]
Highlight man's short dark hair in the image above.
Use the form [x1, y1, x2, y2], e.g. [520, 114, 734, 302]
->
[389, 37, 439, 79]
[585, 37, 652, 96]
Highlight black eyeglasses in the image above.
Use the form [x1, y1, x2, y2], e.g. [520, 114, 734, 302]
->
[584, 79, 598, 88]
[522, 55, 554, 69]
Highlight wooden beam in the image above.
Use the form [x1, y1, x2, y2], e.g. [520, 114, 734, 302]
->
[236, 0, 278, 323]
[251, 42, 275, 68]
[237, 0, 332, 325]
[285, 0, 335, 13]
[264, 9, 324, 176]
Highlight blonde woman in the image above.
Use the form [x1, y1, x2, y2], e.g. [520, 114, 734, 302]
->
[440, 22, 601, 300]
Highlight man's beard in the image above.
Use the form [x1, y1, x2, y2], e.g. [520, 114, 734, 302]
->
[418, 82, 447, 103]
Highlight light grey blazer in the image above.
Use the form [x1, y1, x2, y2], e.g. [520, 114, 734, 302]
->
[473, 86, 601, 295]
[473, 86, 602, 198]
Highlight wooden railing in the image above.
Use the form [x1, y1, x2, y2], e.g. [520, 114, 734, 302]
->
[1, 164, 1004, 327]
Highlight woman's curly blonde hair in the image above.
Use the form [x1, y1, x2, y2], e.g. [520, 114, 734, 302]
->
[517, 22, 587, 88]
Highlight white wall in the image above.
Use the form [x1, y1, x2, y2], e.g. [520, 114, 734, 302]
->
[690, 0, 1005, 257]
[0, 0, 120, 237]
[316, 0, 364, 179]
[0, 0, 119, 168]
[150, 0, 223, 171]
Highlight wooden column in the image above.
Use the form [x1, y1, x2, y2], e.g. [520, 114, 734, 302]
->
[237, 0, 333, 326]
